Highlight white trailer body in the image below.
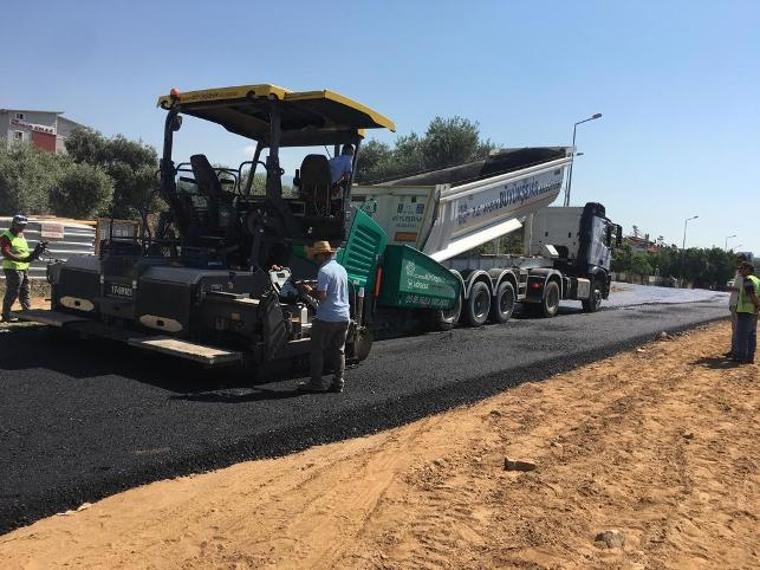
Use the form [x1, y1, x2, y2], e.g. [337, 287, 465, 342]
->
[353, 155, 570, 262]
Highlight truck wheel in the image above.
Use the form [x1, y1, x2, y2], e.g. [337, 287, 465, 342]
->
[490, 281, 515, 323]
[541, 280, 560, 318]
[465, 281, 491, 326]
[431, 295, 462, 331]
[582, 280, 603, 313]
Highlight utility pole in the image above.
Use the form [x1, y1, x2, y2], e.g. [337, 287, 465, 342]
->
[682, 215, 699, 250]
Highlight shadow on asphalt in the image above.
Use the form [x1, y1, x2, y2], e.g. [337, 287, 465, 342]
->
[1, 304, 591, 395]
[0, 326, 311, 393]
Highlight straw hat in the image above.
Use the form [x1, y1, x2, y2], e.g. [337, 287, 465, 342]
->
[308, 240, 336, 258]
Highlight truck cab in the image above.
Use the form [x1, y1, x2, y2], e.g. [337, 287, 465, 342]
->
[526, 202, 622, 287]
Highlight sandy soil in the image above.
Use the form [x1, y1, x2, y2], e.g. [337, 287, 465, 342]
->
[0, 288, 50, 312]
[1, 321, 759, 569]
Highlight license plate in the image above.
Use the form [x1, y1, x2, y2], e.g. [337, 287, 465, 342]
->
[108, 283, 133, 298]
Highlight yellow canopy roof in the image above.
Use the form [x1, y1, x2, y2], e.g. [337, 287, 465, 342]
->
[157, 84, 395, 146]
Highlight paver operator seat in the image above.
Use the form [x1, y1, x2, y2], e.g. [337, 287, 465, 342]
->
[299, 154, 333, 217]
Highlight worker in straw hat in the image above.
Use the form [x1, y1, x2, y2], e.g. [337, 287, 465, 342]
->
[297, 240, 350, 393]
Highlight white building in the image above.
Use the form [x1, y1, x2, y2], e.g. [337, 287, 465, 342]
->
[0, 109, 86, 153]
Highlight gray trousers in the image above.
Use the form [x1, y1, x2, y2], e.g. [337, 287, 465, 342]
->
[2, 269, 31, 318]
[310, 319, 349, 386]
[730, 308, 738, 354]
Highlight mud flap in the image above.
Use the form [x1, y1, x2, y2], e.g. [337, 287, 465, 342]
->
[260, 291, 289, 361]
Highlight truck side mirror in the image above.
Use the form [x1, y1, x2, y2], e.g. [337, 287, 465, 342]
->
[616, 225, 623, 247]
[172, 115, 183, 132]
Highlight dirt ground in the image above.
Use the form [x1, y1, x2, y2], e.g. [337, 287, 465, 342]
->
[1, 321, 759, 569]
[0, 283, 50, 312]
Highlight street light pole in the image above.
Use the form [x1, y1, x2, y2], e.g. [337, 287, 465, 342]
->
[682, 215, 699, 250]
[564, 113, 602, 207]
[725, 234, 736, 251]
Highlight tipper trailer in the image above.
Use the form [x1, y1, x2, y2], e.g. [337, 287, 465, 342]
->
[353, 148, 622, 329]
[20, 83, 620, 368]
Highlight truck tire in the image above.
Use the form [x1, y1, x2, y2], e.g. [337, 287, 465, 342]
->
[464, 281, 491, 326]
[490, 281, 515, 324]
[541, 280, 561, 318]
[582, 279, 603, 313]
[431, 295, 462, 331]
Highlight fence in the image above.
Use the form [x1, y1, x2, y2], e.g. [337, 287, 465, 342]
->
[0, 217, 96, 280]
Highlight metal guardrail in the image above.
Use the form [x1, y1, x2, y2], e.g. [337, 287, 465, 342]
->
[0, 217, 96, 280]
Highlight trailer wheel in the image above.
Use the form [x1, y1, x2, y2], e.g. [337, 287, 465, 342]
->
[582, 280, 603, 313]
[541, 280, 561, 318]
[490, 281, 515, 324]
[431, 295, 462, 331]
[465, 281, 491, 326]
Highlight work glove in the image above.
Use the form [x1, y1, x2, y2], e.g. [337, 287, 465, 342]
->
[29, 242, 46, 261]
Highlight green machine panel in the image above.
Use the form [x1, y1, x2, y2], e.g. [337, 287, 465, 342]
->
[337, 207, 389, 292]
[379, 245, 461, 310]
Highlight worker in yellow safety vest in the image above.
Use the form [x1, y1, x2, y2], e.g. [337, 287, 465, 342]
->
[731, 261, 760, 364]
[1, 214, 43, 322]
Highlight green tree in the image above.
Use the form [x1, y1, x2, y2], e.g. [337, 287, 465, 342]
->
[611, 242, 633, 273]
[649, 246, 679, 278]
[647, 246, 734, 289]
[630, 253, 652, 278]
[240, 171, 268, 195]
[421, 116, 492, 170]
[50, 163, 113, 219]
[65, 128, 160, 218]
[390, 133, 425, 176]
[354, 140, 392, 183]
[355, 115, 495, 183]
[703, 247, 734, 289]
[0, 141, 66, 214]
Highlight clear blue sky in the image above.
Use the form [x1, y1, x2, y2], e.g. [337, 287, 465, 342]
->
[3, 0, 758, 254]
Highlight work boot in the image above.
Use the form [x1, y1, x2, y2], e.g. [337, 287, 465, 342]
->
[329, 378, 345, 393]
[1, 314, 17, 323]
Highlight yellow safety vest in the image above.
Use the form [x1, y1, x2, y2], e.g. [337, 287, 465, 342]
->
[1, 229, 30, 271]
[737, 275, 760, 314]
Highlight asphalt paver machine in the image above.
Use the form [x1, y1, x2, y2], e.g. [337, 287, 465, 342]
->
[26, 84, 401, 366]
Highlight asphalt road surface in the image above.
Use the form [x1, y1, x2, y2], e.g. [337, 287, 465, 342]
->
[0, 285, 729, 533]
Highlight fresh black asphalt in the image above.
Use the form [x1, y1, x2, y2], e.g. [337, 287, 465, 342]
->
[0, 295, 728, 533]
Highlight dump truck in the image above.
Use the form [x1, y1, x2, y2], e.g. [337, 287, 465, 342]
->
[352, 148, 622, 331]
[21, 83, 619, 368]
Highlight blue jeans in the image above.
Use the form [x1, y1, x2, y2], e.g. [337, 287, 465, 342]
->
[735, 312, 757, 363]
